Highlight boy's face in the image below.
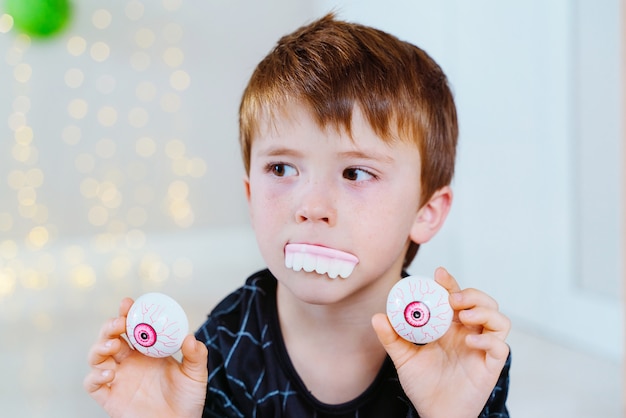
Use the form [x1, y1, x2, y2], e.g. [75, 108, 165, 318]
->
[244, 104, 438, 306]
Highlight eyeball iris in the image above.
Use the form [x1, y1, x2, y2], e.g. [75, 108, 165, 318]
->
[133, 323, 157, 347]
[404, 301, 430, 327]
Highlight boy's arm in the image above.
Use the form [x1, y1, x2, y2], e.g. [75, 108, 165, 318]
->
[372, 267, 511, 418]
[84, 298, 209, 418]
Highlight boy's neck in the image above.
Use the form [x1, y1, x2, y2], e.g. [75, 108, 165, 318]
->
[275, 273, 397, 404]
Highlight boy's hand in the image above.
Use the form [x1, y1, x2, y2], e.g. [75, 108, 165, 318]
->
[83, 298, 208, 418]
[372, 267, 510, 418]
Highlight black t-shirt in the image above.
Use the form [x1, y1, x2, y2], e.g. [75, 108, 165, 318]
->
[195, 269, 510, 417]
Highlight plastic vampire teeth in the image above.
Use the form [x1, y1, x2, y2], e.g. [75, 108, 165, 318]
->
[284, 243, 359, 279]
[386, 276, 453, 344]
[126, 292, 189, 358]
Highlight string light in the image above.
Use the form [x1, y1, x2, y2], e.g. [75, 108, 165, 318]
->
[2, 1, 210, 302]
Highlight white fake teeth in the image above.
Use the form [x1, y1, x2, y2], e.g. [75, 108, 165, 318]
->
[284, 243, 359, 279]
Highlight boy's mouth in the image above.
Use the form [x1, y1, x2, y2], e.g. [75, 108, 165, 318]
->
[284, 243, 359, 279]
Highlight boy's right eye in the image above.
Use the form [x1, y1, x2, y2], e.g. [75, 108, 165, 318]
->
[267, 163, 297, 177]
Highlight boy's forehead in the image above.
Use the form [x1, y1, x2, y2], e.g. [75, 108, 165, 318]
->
[254, 102, 405, 145]
[248, 106, 424, 170]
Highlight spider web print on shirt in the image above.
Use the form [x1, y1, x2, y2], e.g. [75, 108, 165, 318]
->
[195, 269, 511, 418]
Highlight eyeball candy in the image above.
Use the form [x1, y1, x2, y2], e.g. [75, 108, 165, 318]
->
[125, 292, 189, 358]
[386, 276, 453, 344]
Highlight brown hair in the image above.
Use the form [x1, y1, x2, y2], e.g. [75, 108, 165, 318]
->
[239, 13, 458, 267]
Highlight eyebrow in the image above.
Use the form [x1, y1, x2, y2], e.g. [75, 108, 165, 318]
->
[255, 146, 303, 158]
[255, 145, 396, 165]
[338, 150, 396, 165]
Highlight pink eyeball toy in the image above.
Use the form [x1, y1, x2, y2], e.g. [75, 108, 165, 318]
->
[126, 292, 189, 358]
[386, 276, 453, 344]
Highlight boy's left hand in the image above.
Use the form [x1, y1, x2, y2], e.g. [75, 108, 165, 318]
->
[372, 267, 511, 418]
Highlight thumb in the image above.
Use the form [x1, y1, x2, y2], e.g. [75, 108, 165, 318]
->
[180, 334, 208, 382]
[371, 313, 416, 368]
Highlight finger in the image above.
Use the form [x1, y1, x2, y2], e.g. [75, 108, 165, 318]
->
[465, 333, 511, 371]
[119, 297, 134, 317]
[180, 335, 209, 383]
[97, 316, 127, 341]
[449, 288, 499, 312]
[91, 317, 132, 365]
[458, 307, 511, 337]
[434, 266, 461, 293]
[83, 368, 114, 394]
[88, 335, 126, 368]
[371, 313, 416, 368]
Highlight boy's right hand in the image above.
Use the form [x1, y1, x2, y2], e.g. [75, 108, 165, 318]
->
[83, 298, 208, 418]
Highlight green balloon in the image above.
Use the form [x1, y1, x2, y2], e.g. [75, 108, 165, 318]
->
[5, 0, 72, 38]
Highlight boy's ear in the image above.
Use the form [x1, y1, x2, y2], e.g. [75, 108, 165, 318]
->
[243, 175, 251, 202]
[410, 186, 453, 244]
[243, 175, 255, 225]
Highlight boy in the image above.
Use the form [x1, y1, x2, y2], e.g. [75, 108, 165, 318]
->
[84, 13, 511, 418]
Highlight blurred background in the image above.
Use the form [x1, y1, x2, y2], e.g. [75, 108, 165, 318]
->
[0, 0, 623, 416]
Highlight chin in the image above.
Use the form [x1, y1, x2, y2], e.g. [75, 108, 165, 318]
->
[277, 269, 363, 306]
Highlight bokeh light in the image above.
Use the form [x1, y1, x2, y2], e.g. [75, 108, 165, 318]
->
[135, 28, 155, 49]
[90, 41, 111, 62]
[169, 70, 190, 91]
[135, 136, 156, 157]
[66, 36, 86, 56]
[13, 63, 32, 83]
[162, 0, 183, 12]
[163, 47, 184, 67]
[67, 99, 88, 119]
[0, 13, 14, 33]
[97, 106, 118, 127]
[125, 1, 145, 21]
[92, 9, 112, 29]
[14, 126, 33, 145]
[64, 68, 84, 88]
[28, 226, 49, 248]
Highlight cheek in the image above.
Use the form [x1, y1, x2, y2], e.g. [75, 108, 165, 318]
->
[249, 183, 288, 228]
[356, 190, 419, 247]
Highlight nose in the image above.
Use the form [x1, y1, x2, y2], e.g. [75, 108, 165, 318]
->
[294, 181, 337, 226]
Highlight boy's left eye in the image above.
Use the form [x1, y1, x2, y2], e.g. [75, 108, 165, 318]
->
[343, 167, 374, 182]
[268, 163, 297, 177]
